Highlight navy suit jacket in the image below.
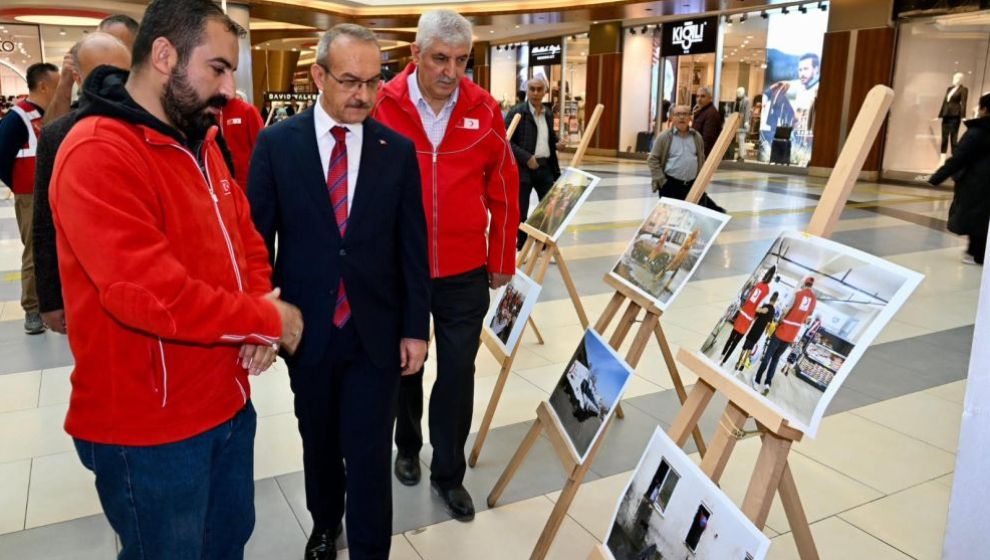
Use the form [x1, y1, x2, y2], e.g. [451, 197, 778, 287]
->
[248, 108, 430, 369]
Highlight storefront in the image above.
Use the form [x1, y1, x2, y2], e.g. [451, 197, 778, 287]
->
[883, 10, 990, 180]
[0, 23, 44, 99]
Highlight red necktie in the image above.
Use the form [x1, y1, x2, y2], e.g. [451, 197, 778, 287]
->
[328, 126, 350, 327]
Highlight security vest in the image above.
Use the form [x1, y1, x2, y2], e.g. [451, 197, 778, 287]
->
[9, 99, 43, 194]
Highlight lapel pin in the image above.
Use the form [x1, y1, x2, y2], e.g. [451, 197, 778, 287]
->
[379, 138, 387, 145]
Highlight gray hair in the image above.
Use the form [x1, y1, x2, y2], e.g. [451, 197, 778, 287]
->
[415, 10, 473, 51]
[697, 86, 713, 96]
[316, 23, 379, 67]
[526, 77, 549, 90]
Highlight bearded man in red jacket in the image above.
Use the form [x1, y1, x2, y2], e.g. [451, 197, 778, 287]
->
[374, 8, 519, 522]
[49, 1, 302, 557]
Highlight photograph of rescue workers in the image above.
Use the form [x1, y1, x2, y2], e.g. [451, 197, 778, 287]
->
[610, 198, 730, 311]
[698, 231, 923, 436]
[606, 427, 771, 560]
[525, 167, 600, 242]
[483, 271, 542, 355]
[548, 329, 633, 462]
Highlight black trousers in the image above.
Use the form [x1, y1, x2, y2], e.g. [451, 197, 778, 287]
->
[517, 160, 556, 249]
[968, 221, 988, 264]
[395, 266, 490, 489]
[941, 118, 961, 154]
[721, 329, 744, 363]
[660, 174, 725, 213]
[289, 322, 399, 560]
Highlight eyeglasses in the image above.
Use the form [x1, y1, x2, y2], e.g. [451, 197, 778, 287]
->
[672, 113, 691, 118]
[319, 64, 382, 92]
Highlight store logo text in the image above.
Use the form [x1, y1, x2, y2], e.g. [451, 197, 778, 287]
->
[671, 21, 707, 51]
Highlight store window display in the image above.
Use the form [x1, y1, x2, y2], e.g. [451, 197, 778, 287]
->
[938, 72, 968, 164]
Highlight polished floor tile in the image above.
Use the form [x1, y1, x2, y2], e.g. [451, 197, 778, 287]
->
[0, 459, 30, 535]
[25, 451, 101, 529]
[840, 480, 950, 560]
[766, 516, 913, 560]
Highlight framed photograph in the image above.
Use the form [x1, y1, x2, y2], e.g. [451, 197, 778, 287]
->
[482, 271, 542, 356]
[524, 167, 601, 242]
[698, 231, 924, 436]
[548, 329, 633, 463]
[609, 198, 730, 311]
[605, 427, 771, 560]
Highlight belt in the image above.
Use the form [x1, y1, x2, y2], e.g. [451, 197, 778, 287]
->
[535, 157, 551, 166]
[664, 174, 694, 186]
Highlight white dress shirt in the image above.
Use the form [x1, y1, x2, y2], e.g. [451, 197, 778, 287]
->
[313, 96, 363, 207]
[529, 102, 551, 158]
[408, 70, 459, 149]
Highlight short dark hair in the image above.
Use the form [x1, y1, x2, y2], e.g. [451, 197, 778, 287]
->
[26, 63, 58, 91]
[799, 53, 820, 68]
[980, 92, 990, 112]
[98, 14, 140, 35]
[131, 0, 245, 67]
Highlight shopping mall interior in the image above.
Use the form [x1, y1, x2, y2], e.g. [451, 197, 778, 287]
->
[0, 0, 986, 558]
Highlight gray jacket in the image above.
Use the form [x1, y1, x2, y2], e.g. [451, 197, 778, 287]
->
[646, 127, 706, 192]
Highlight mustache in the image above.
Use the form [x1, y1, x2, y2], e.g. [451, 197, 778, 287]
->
[436, 76, 457, 85]
[346, 100, 372, 110]
[205, 95, 228, 110]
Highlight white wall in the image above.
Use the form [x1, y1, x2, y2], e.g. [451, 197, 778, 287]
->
[619, 33, 656, 153]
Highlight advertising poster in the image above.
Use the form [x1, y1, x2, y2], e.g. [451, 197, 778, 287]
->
[609, 198, 730, 311]
[698, 231, 923, 436]
[758, 8, 828, 166]
[548, 329, 633, 462]
[605, 427, 771, 560]
[525, 167, 600, 242]
[482, 271, 542, 356]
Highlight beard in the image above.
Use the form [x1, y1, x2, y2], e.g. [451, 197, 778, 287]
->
[161, 64, 228, 137]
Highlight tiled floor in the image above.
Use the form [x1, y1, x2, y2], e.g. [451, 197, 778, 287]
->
[0, 160, 974, 559]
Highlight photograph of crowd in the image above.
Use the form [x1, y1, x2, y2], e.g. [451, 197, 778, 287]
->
[606, 427, 770, 560]
[698, 231, 923, 435]
[482, 271, 542, 355]
[609, 198, 730, 310]
[548, 329, 633, 462]
[525, 167, 601, 241]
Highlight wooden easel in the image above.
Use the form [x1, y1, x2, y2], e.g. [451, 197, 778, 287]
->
[594, 112, 742, 453]
[516, 104, 605, 331]
[584, 86, 893, 560]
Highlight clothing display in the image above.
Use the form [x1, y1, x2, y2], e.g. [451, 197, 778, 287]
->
[939, 83, 968, 154]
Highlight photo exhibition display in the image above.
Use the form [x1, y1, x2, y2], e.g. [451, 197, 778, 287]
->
[698, 231, 923, 436]
[483, 271, 542, 355]
[605, 427, 771, 560]
[609, 198, 730, 311]
[548, 329, 633, 462]
[525, 167, 601, 242]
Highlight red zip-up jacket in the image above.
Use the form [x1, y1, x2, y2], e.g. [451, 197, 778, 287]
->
[50, 113, 282, 446]
[374, 64, 519, 279]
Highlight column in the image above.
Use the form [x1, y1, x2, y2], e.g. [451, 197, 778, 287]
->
[251, 50, 301, 107]
[473, 41, 491, 91]
[224, 3, 255, 103]
[585, 22, 622, 151]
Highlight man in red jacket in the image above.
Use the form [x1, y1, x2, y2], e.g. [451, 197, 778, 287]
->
[374, 9, 519, 522]
[220, 91, 264, 186]
[49, 1, 302, 557]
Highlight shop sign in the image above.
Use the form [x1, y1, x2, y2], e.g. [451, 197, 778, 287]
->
[660, 16, 718, 56]
[263, 91, 319, 103]
[529, 39, 563, 65]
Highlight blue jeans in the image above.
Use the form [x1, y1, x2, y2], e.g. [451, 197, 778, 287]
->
[755, 337, 789, 387]
[74, 402, 257, 560]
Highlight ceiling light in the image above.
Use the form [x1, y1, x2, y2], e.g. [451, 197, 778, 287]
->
[489, 29, 494, 34]
[514, 24, 520, 28]
[592, 21, 599, 24]
[782, 6, 790, 14]
[760, 11, 769, 18]
[740, 13, 748, 22]
[799, 5, 807, 13]
[629, 28, 637, 35]
[59, 28, 66, 36]
[642, 26, 649, 33]
[13, 14, 105, 26]
[820, 2, 828, 10]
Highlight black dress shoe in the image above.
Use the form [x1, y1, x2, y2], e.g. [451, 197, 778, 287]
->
[304, 524, 342, 560]
[431, 483, 475, 522]
[394, 454, 421, 486]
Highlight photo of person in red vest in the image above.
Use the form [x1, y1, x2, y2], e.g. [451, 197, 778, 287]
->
[753, 276, 817, 394]
[720, 265, 776, 366]
[0, 62, 60, 334]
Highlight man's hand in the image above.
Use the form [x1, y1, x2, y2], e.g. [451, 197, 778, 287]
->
[41, 310, 67, 334]
[489, 272, 512, 289]
[556, 139, 567, 150]
[239, 344, 278, 376]
[265, 288, 304, 355]
[59, 52, 77, 84]
[400, 338, 428, 376]
[526, 156, 539, 170]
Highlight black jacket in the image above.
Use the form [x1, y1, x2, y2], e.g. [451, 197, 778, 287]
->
[930, 115, 990, 235]
[939, 85, 968, 119]
[692, 103, 723, 159]
[505, 102, 561, 181]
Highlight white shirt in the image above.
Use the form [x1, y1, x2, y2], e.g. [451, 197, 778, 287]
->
[529, 102, 551, 158]
[408, 70, 459, 149]
[664, 132, 699, 182]
[313, 96, 362, 207]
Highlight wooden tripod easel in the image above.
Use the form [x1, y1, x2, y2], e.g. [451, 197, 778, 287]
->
[586, 85, 896, 560]
[516, 104, 605, 331]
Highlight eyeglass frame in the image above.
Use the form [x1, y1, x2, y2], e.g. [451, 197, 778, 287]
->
[316, 63, 382, 92]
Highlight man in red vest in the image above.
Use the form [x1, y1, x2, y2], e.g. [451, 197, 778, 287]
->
[0, 62, 60, 334]
[753, 276, 818, 394]
[219, 91, 264, 187]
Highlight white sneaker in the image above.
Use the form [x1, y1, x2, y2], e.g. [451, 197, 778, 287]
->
[751, 378, 761, 391]
[962, 254, 978, 265]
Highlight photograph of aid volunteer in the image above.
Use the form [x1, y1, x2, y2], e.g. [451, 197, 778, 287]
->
[699, 231, 923, 436]
[606, 427, 771, 560]
[610, 198, 729, 311]
[548, 329, 632, 462]
[483, 271, 541, 355]
[525, 167, 600, 242]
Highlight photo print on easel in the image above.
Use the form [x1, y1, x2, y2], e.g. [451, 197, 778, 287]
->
[525, 167, 601, 242]
[548, 329, 633, 462]
[698, 231, 923, 436]
[482, 271, 542, 355]
[605, 427, 771, 560]
[609, 198, 730, 311]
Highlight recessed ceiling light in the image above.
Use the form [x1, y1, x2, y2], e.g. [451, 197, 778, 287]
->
[592, 21, 599, 24]
[514, 24, 520, 28]
[489, 29, 495, 33]
[14, 14, 104, 26]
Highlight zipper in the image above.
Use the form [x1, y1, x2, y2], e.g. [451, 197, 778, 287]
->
[432, 150, 440, 277]
[234, 377, 247, 405]
[156, 338, 168, 407]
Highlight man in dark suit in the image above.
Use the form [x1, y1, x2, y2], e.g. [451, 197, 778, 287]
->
[506, 77, 565, 249]
[248, 23, 430, 560]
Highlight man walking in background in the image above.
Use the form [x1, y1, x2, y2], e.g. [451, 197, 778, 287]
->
[647, 104, 724, 212]
[692, 86, 723, 159]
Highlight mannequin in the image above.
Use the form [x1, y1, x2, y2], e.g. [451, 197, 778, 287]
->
[734, 87, 752, 161]
[938, 72, 968, 164]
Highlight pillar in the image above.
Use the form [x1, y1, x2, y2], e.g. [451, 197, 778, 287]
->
[585, 22, 622, 151]
[473, 41, 491, 91]
[251, 50, 301, 108]
[224, 3, 255, 103]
